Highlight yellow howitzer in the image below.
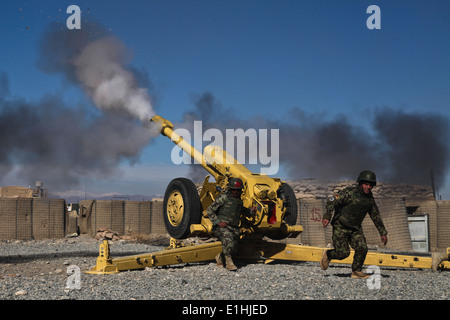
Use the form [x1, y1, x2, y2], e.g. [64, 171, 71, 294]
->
[150, 115, 302, 240]
[86, 116, 450, 274]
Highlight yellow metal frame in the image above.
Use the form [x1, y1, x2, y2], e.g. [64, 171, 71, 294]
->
[85, 240, 119, 274]
[237, 241, 449, 270]
[86, 240, 223, 274]
[86, 239, 449, 275]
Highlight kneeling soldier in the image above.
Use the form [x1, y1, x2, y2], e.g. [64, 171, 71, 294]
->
[207, 178, 252, 271]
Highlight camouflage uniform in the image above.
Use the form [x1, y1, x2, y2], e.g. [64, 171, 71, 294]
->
[207, 192, 250, 256]
[323, 186, 387, 271]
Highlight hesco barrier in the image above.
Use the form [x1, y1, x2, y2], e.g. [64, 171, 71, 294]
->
[0, 198, 67, 240]
[292, 198, 415, 251]
[292, 198, 450, 252]
[2, 197, 449, 252]
[437, 201, 450, 250]
[78, 200, 166, 237]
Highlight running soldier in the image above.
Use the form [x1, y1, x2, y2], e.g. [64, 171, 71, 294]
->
[207, 178, 253, 271]
[321, 170, 388, 279]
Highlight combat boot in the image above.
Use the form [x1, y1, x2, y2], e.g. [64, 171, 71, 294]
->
[215, 253, 224, 268]
[224, 255, 237, 271]
[320, 249, 330, 270]
[351, 271, 370, 279]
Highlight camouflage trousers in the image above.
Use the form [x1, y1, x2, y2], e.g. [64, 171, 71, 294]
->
[213, 225, 240, 256]
[327, 222, 368, 271]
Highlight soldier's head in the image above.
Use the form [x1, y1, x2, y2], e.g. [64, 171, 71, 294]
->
[357, 170, 376, 194]
[228, 178, 244, 198]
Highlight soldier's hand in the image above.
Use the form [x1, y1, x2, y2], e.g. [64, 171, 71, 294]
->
[381, 235, 388, 245]
[217, 221, 228, 228]
[322, 219, 330, 228]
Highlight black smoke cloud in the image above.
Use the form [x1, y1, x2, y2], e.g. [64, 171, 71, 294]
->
[183, 92, 450, 189]
[0, 22, 156, 191]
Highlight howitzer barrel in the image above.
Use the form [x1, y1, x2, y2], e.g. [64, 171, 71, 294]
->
[150, 115, 220, 179]
[150, 115, 252, 181]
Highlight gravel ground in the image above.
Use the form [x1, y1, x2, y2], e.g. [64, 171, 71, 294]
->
[0, 235, 448, 302]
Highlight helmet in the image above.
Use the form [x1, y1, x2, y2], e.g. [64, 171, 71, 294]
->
[357, 170, 377, 186]
[228, 178, 244, 190]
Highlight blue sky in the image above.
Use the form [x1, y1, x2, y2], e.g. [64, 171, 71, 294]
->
[1, 1, 450, 199]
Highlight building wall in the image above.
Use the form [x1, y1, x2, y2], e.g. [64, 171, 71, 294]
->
[436, 201, 450, 250]
[404, 198, 439, 251]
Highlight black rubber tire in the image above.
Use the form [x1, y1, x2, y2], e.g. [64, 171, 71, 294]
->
[163, 178, 202, 239]
[267, 182, 299, 240]
[279, 183, 298, 226]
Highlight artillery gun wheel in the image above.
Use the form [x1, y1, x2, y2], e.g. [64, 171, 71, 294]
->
[163, 178, 202, 239]
[269, 183, 298, 240]
[279, 183, 298, 225]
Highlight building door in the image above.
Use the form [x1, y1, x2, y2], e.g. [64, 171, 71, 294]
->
[407, 215, 429, 252]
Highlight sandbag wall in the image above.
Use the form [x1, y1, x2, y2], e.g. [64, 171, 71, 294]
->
[78, 200, 166, 237]
[0, 198, 67, 240]
[289, 180, 435, 200]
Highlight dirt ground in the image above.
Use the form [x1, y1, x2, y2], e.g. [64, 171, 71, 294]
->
[0, 234, 171, 279]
